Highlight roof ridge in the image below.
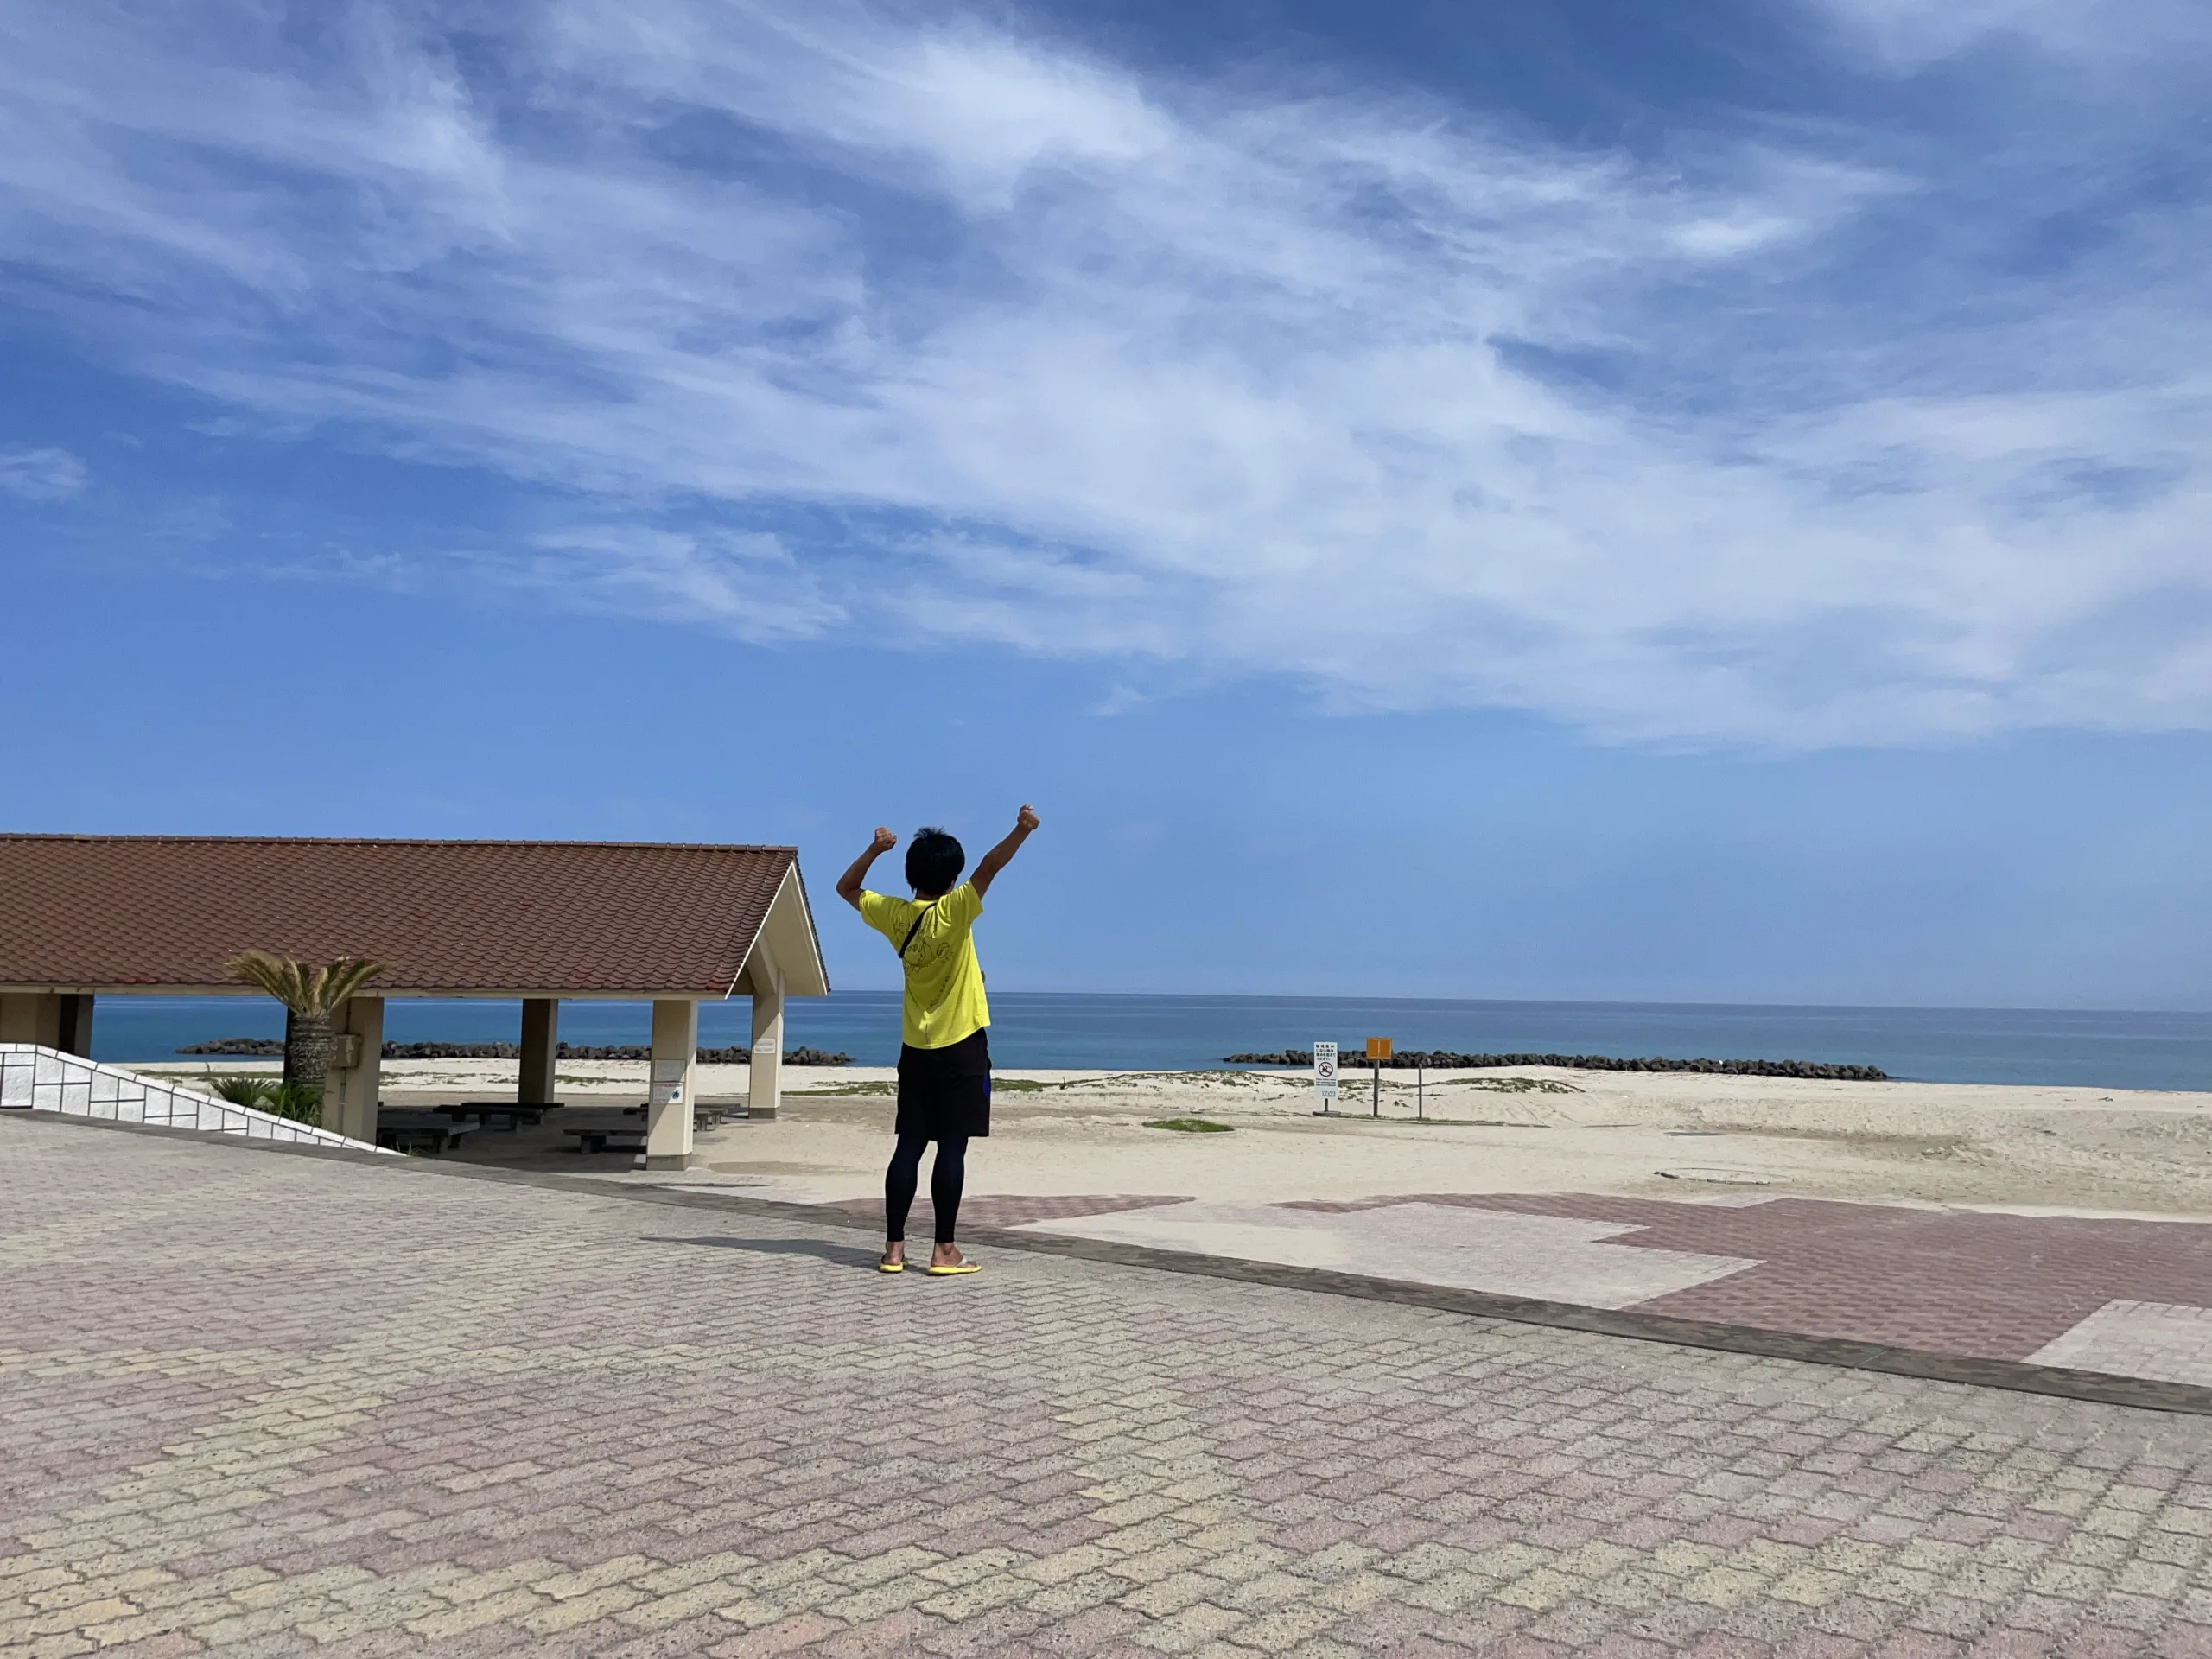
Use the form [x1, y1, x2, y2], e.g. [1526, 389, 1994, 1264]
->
[0, 834, 798, 854]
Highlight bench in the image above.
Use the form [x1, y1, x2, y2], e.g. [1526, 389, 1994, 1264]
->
[563, 1103, 727, 1153]
[563, 1125, 649, 1155]
[691, 1099, 778, 1124]
[607, 1101, 729, 1129]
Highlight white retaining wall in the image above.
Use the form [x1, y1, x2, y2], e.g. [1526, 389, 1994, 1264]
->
[0, 1044, 393, 1154]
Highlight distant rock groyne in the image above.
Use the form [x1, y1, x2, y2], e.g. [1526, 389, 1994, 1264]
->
[1224, 1048, 1889, 1081]
[178, 1039, 852, 1065]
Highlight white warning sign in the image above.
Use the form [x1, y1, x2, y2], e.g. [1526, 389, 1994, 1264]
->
[1313, 1040, 1339, 1099]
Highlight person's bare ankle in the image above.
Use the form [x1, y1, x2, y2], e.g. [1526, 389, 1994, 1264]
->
[883, 1243, 906, 1265]
[931, 1243, 961, 1266]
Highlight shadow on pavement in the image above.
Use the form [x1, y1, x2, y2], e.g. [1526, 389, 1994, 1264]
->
[645, 1235, 884, 1268]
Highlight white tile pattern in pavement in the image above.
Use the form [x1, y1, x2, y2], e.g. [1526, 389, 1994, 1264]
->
[1015, 1197, 1760, 1306]
[0, 1043, 390, 1153]
[2029, 1297, 2212, 1387]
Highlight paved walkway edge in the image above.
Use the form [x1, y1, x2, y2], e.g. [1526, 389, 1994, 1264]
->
[14, 1109, 2209, 1418]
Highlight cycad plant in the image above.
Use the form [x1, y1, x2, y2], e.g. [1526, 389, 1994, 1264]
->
[209, 1074, 272, 1108]
[205, 1073, 322, 1125]
[226, 952, 385, 1106]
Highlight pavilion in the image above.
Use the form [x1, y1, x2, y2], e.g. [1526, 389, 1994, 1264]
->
[0, 834, 828, 1167]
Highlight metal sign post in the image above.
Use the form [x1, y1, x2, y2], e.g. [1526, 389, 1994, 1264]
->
[1364, 1037, 1391, 1116]
[1313, 1042, 1338, 1116]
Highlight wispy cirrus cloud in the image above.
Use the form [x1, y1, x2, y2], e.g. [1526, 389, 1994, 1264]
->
[0, 446, 87, 501]
[495, 526, 844, 644]
[0, 0, 2206, 744]
[1805, 0, 2210, 67]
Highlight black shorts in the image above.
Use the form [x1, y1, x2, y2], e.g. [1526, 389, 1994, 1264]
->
[896, 1028, 992, 1141]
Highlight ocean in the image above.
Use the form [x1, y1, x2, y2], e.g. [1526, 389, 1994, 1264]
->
[86, 992, 2212, 1090]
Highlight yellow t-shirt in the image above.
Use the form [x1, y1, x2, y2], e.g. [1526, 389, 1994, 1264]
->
[859, 882, 989, 1050]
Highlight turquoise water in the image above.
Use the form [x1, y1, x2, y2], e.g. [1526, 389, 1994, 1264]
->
[91, 992, 2212, 1090]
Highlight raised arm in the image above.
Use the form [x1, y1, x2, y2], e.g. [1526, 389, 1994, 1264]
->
[836, 827, 899, 911]
[969, 804, 1040, 899]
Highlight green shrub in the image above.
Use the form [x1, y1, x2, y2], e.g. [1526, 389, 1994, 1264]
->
[208, 1075, 274, 1108]
[1144, 1117, 1233, 1133]
[210, 1075, 321, 1125]
[262, 1082, 323, 1126]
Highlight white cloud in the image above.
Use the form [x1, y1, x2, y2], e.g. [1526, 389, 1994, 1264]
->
[0, 446, 87, 500]
[1805, 0, 2210, 68]
[0, 1, 2207, 744]
[500, 526, 843, 643]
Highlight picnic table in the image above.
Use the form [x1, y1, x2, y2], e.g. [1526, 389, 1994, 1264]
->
[375, 1109, 474, 1155]
[561, 1102, 729, 1154]
[434, 1101, 564, 1131]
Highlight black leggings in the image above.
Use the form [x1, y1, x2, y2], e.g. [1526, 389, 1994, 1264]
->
[885, 1132, 968, 1245]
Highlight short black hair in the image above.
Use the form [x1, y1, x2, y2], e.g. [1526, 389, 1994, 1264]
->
[906, 827, 965, 896]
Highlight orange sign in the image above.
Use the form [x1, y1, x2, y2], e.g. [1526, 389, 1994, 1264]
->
[1365, 1037, 1392, 1060]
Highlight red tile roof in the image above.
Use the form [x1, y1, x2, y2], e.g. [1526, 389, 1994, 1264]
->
[0, 836, 818, 996]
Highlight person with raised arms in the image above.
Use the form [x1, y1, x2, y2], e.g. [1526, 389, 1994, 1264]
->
[836, 804, 1041, 1275]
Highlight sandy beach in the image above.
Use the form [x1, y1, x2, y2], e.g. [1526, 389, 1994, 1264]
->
[135, 1058, 2212, 1221]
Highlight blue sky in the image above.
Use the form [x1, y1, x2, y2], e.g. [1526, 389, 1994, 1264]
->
[3, 0, 2209, 1007]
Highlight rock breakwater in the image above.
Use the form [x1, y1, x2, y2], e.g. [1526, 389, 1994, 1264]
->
[1224, 1048, 1889, 1081]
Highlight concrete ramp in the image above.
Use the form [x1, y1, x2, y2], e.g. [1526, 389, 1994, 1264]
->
[0, 1043, 391, 1154]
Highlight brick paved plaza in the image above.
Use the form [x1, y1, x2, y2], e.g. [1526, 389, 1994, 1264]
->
[962, 1193, 2212, 1389]
[5, 1113, 2211, 1659]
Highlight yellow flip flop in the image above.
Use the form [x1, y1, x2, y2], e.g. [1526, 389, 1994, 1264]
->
[925, 1260, 982, 1276]
[878, 1260, 905, 1274]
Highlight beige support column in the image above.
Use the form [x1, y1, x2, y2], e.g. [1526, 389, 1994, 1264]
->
[645, 998, 698, 1171]
[0, 994, 62, 1046]
[519, 998, 559, 1103]
[750, 977, 785, 1122]
[322, 996, 385, 1145]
